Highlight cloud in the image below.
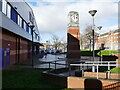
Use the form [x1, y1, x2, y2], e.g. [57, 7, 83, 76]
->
[27, 0, 118, 42]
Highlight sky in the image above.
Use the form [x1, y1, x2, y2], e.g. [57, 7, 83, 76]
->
[26, 0, 119, 43]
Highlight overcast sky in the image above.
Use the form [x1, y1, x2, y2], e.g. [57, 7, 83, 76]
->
[26, 0, 119, 43]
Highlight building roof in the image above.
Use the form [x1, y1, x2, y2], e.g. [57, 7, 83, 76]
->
[100, 29, 120, 37]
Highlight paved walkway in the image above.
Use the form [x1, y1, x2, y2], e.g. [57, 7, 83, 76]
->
[34, 54, 67, 69]
[3, 54, 100, 70]
[33, 54, 100, 69]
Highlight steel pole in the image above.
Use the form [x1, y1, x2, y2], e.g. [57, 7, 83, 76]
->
[32, 29, 34, 67]
[92, 16, 95, 72]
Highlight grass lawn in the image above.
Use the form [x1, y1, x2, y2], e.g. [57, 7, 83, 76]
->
[2, 68, 65, 89]
[97, 50, 120, 56]
[81, 49, 120, 56]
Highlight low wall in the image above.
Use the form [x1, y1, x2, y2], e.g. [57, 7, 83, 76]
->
[110, 73, 120, 80]
[113, 53, 120, 67]
[84, 72, 120, 80]
[41, 71, 119, 89]
[67, 77, 85, 89]
[67, 77, 118, 89]
[41, 71, 67, 87]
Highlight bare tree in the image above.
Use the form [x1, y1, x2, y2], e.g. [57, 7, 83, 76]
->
[51, 34, 62, 50]
[82, 25, 98, 50]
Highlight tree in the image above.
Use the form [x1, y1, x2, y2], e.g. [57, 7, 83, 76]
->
[51, 34, 62, 50]
[81, 25, 98, 50]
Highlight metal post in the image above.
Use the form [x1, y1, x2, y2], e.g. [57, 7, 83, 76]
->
[92, 16, 95, 72]
[92, 63, 95, 72]
[55, 61, 56, 70]
[108, 62, 110, 79]
[30, 25, 35, 68]
[101, 55, 102, 64]
[49, 62, 50, 69]
[32, 29, 34, 67]
[92, 16, 95, 62]
[69, 64, 71, 76]
[97, 65, 98, 79]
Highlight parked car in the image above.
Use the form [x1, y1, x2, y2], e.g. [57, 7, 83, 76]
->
[45, 50, 50, 54]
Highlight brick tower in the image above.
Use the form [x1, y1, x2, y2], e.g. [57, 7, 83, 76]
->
[67, 11, 81, 63]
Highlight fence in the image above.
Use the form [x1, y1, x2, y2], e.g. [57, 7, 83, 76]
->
[40, 59, 68, 69]
[70, 61, 120, 79]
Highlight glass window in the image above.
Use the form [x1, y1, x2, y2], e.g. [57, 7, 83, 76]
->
[18, 15, 22, 27]
[7, 4, 11, 18]
[2, 0, 7, 15]
[11, 7, 18, 24]
[19, 17, 22, 27]
[0, 0, 2, 11]
[22, 19, 24, 29]
[24, 22, 26, 31]
[18, 15, 20, 26]
[26, 24, 29, 33]
[29, 27, 31, 34]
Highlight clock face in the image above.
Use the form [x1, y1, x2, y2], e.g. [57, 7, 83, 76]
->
[71, 14, 78, 23]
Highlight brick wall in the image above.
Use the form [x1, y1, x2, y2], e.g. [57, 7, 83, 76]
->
[67, 77, 118, 89]
[67, 77, 85, 89]
[114, 53, 120, 67]
[2, 28, 31, 67]
[41, 71, 119, 89]
[2, 30, 17, 65]
[84, 72, 120, 80]
[84, 72, 106, 79]
[19, 38, 31, 62]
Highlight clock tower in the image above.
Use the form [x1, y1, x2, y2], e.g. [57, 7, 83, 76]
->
[67, 11, 81, 63]
[68, 11, 79, 27]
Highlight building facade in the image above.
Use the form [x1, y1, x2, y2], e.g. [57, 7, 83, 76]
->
[0, 0, 40, 68]
[95, 29, 120, 51]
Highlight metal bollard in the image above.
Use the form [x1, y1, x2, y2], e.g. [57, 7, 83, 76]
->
[55, 61, 56, 70]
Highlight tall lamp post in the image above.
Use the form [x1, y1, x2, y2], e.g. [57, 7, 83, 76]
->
[30, 24, 35, 67]
[89, 10, 97, 72]
[97, 26, 102, 64]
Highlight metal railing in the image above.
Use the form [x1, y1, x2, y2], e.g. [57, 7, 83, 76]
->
[40, 59, 68, 70]
[70, 61, 120, 79]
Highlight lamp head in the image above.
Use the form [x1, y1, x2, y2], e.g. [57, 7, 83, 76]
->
[29, 24, 35, 30]
[97, 26, 102, 30]
[89, 10, 97, 16]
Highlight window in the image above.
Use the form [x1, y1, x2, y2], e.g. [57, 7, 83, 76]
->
[19, 17, 22, 27]
[11, 7, 18, 24]
[22, 19, 24, 29]
[24, 22, 26, 31]
[26, 24, 29, 33]
[29, 27, 31, 34]
[0, 0, 2, 11]
[7, 4, 11, 18]
[18, 15, 22, 27]
[2, 0, 7, 15]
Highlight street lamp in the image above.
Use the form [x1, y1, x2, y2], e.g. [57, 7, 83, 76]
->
[46, 41, 48, 50]
[30, 24, 35, 67]
[89, 10, 97, 72]
[97, 26, 102, 64]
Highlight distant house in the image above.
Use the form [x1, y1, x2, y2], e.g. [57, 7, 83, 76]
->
[0, 0, 41, 68]
[95, 29, 120, 51]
